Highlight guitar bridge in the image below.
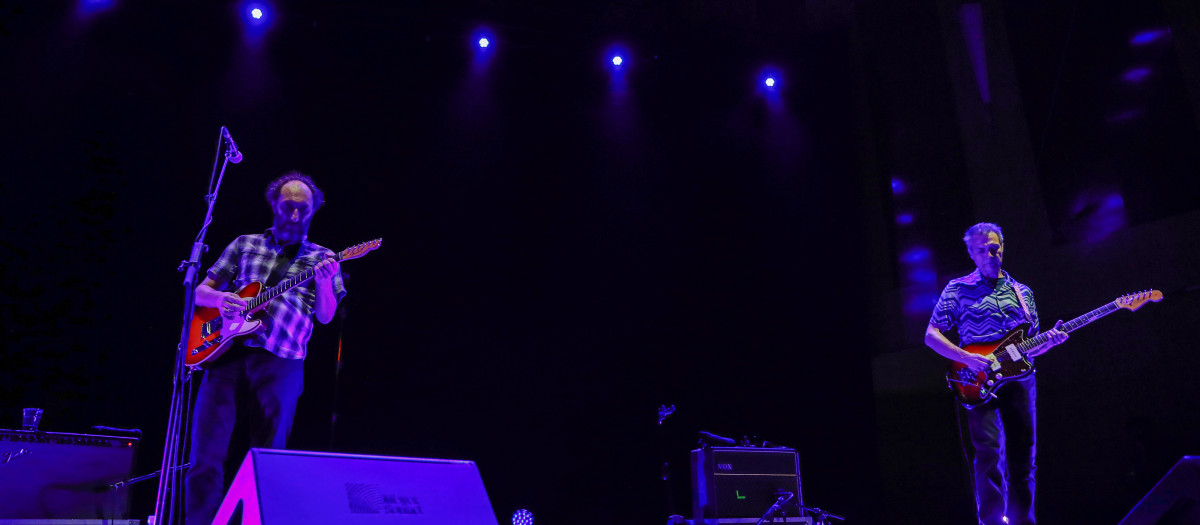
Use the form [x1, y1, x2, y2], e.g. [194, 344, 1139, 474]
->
[191, 336, 222, 355]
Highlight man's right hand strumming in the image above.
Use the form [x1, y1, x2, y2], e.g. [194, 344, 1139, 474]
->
[196, 279, 247, 314]
[959, 352, 993, 374]
[215, 292, 248, 315]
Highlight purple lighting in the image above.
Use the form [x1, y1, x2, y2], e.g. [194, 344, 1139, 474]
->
[1107, 109, 1144, 124]
[959, 3, 991, 103]
[512, 509, 534, 525]
[1122, 67, 1151, 84]
[242, 2, 270, 27]
[909, 268, 937, 284]
[896, 213, 914, 226]
[903, 291, 941, 316]
[758, 70, 781, 91]
[891, 178, 906, 194]
[75, 0, 115, 16]
[1130, 28, 1170, 46]
[901, 247, 931, 264]
[472, 28, 495, 70]
[611, 55, 623, 67]
[78, 0, 113, 11]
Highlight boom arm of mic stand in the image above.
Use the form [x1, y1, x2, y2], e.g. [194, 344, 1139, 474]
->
[755, 492, 794, 525]
[797, 505, 846, 524]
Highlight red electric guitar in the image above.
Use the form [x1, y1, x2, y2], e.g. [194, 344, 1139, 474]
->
[185, 239, 381, 369]
[947, 289, 1161, 409]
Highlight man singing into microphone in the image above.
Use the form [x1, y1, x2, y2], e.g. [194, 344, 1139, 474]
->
[184, 172, 346, 525]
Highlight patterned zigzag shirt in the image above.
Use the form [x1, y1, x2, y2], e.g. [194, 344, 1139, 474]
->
[206, 229, 348, 360]
[929, 269, 1039, 346]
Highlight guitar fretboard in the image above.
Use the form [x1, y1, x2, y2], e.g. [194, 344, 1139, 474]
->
[1015, 301, 1120, 353]
[246, 252, 345, 312]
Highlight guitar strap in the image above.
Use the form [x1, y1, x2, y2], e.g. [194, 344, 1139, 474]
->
[1010, 279, 1035, 327]
[265, 244, 301, 288]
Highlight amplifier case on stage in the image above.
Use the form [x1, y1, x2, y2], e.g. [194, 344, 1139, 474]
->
[0, 430, 138, 520]
[691, 446, 808, 525]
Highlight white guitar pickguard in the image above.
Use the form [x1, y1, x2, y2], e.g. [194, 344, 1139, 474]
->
[223, 314, 262, 336]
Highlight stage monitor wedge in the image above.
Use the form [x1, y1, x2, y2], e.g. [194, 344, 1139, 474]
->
[212, 448, 499, 525]
[1119, 456, 1200, 525]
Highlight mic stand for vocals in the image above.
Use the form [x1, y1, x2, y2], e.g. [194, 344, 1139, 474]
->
[151, 128, 241, 525]
[657, 405, 687, 525]
[755, 491, 795, 525]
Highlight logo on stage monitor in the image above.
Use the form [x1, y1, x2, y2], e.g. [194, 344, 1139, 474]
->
[345, 483, 424, 515]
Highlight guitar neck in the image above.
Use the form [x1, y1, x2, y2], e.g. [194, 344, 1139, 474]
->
[1015, 301, 1120, 353]
[246, 253, 343, 312]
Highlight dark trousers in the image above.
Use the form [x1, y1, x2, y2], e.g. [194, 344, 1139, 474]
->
[965, 376, 1037, 525]
[184, 346, 304, 525]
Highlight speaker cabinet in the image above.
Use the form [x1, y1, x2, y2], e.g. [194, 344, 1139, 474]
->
[0, 430, 138, 520]
[691, 447, 809, 524]
[1119, 456, 1200, 525]
[212, 448, 498, 525]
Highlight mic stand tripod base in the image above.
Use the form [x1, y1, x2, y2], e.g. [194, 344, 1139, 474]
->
[665, 515, 687, 525]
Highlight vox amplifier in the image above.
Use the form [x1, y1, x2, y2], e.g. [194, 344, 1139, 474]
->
[691, 447, 808, 524]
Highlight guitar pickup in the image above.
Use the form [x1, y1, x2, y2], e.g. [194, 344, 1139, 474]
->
[1004, 345, 1021, 361]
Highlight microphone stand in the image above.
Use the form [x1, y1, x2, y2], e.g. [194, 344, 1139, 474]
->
[111, 463, 192, 491]
[755, 492, 794, 525]
[657, 405, 686, 525]
[797, 504, 846, 525]
[151, 129, 239, 525]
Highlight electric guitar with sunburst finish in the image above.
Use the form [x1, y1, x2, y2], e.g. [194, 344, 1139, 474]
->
[947, 289, 1161, 409]
[185, 239, 382, 370]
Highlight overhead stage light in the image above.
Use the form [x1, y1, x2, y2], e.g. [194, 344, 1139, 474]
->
[243, 2, 270, 27]
[612, 55, 623, 67]
[478, 37, 490, 48]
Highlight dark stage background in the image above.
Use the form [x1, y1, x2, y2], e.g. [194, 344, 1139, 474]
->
[2, 1, 1200, 524]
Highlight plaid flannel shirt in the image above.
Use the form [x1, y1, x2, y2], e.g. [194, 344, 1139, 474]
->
[205, 229, 347, 359]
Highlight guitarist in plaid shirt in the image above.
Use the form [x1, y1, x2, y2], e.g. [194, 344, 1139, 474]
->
[184, 172, 347, 525]
[924, 223, 1067, 525]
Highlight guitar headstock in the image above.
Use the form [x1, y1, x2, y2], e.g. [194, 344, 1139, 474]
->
[339, 239, 382, 261]
[1115, 289, 1162, 311]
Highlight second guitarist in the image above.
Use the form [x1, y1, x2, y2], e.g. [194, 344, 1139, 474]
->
[185, 172, 347, 525]
[923, 223, 1068, 525]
